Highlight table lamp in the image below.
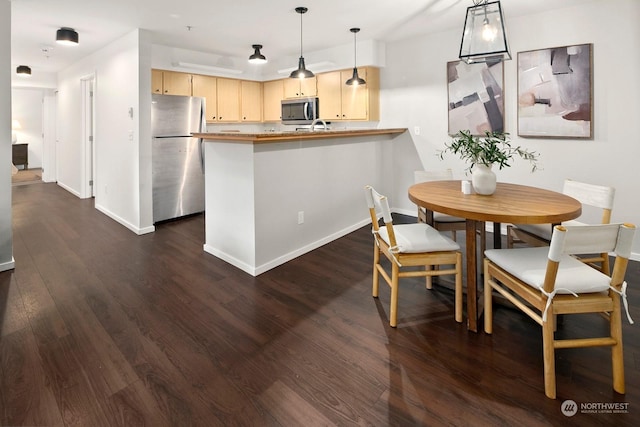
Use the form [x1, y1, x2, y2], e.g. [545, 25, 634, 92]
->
[12, 119, 21, 143]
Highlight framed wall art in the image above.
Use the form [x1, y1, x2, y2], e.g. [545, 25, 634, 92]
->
[447, 60, 504, 136]
[517, 43, 593, 138]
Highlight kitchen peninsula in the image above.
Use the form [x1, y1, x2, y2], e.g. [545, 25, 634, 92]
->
[194, 128, 407, 275]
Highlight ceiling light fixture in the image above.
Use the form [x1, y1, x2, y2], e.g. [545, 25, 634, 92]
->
[289, 7, 314, 79]
[56, 27, 79, 46]
[16, 65, 31, 76]
[248, 44, 267, 64]
[459, 1, 510, 64]
[345, 28, 366, 86]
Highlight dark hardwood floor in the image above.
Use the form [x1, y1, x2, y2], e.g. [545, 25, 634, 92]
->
[2, 182, 638, 426]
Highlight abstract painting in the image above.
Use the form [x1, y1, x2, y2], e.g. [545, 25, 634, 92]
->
[447, 60, 504, 135]
[517, 44, 593, 138]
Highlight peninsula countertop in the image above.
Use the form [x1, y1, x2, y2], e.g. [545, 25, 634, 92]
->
[193, 128, 407, 144]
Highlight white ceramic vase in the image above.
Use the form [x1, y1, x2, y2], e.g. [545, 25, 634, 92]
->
[471, 164, 497, 195]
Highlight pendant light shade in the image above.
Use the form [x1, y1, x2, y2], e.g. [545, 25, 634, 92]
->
[56, 27, 79, 45]
[290, 7, 314, 79]
[248, 44, 267, 64]
[16, 65, 31, 76]
[459, 1, 510, 64]
[345, 28, 366, 86]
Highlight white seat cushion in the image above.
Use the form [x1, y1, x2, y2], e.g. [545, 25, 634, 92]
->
[485, 247, 610, 294]
[377, 223, 460, 253]
[515, 220, 586, 241]
[433, 212, 465, 223]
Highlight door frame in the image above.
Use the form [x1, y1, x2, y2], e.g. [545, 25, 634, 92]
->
[80, 74, 96, 198]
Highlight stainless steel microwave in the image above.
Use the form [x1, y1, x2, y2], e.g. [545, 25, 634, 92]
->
[281, 97, 319, 125]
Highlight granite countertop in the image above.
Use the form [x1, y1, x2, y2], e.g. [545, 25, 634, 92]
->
[193, 128, 407, 144]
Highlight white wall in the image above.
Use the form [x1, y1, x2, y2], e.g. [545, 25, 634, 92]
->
[57, 29, 154, 234]
[0, 0, 14, 271]
[379, 0, 640, 259]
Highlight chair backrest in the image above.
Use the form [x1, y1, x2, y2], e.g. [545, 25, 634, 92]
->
[364, 185, 398, 247]
[415, 169, 454, 184]
[544, 223, 635, 293]
[563, 179, 615, 223]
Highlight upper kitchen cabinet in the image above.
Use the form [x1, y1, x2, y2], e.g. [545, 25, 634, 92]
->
[156, 70, 193, 96]
[216, 78, 241, 122]
[151, 69, 163, 94]
[192, 74, 218, 122]
[241, 81, 263, 122]
[284, 77, 317, 98]
[263, 80, 284, 122]
[316, 67, 379, 121]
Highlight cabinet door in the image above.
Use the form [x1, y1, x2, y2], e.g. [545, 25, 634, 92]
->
[283, 78, 302, 98]
[299, 76, 317, 97]
[263, 80, 283, 121]
[241, 81, 263, 122]
[192, 75, 218, 122]
[151, 69, 163, 94]
[340, 69, 368, 120]
[216, 78, 241, 122]
[162, 71, 192, 96]
[316, 71, 342, 120]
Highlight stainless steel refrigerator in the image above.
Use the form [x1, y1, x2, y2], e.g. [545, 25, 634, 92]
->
[151, 94, 206, 223]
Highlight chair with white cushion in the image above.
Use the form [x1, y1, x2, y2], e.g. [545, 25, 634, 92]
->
[414, 170, 466, 241]
[414, 170, 486, 266]
[484, 223, 636, 399]
[506, 179, 615, 274]
[364, 185, 463, 327]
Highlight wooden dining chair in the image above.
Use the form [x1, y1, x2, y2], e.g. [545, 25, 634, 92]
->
[506, 179, 615, 274]
[364, 185, 463, 326]
[484, 223, 636, 399]
[414, 169, 485, 255]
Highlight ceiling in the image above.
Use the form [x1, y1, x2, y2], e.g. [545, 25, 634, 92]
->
[10, 0, 588, 77]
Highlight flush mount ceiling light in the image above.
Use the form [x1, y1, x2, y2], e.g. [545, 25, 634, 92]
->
[16, 65, 31, 76]
[345, 28, 366, 86]
[56, 27, 79, 46]
[248, 44, 267, 64]
[289, 6, 314, 79]
[459, 0, 510, 64]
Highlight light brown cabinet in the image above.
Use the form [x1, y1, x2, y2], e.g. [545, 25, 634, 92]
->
[192, 75, 218, 122]
[241, 80, 263, 122]
[151, 69, 163, 94]
[216, 78, 241, 122]
[156, 70, 192, 96]
[263, 80, 284, 122]
[316, 67, 379, 121]
[284, 77, 317, 98]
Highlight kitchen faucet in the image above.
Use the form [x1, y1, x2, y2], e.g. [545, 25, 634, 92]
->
[310, 118, 327, 131]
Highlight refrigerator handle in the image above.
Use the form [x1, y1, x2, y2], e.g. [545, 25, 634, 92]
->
[198, 98, 206, 173]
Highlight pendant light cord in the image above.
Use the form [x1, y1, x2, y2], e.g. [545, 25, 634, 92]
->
[299, 11, 303, 57]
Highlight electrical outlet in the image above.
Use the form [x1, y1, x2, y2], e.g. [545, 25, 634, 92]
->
[414, 126, 421, 135]
[298, 211, 304, 224]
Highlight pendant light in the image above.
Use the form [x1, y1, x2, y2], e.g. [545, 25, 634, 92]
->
[16, 65, 31, 76]
[459, 1, 510, 64]
[248, 44, 267, 64]
[345, 28, 366, 86]
[56, 27, 79, 46]
[289, 7, 314, 79]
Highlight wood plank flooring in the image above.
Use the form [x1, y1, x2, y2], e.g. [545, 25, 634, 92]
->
[2, 182, 639, 426]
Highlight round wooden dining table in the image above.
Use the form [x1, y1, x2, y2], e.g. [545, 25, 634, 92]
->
[408, 180, 582, 332]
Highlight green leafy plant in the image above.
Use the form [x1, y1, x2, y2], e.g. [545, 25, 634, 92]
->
[439, 130, 539, 172]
